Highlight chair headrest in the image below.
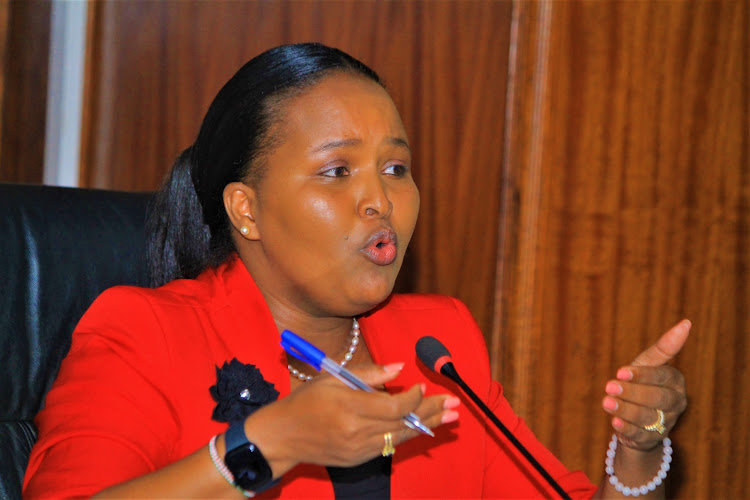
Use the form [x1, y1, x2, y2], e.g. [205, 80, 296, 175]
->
[0, 183, 153, 419]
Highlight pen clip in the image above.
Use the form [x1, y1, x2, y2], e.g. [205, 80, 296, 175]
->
[280, 330, 324, 371]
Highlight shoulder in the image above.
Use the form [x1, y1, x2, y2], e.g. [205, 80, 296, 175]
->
[368, 293, 480, 338]
[93, 272, 221, 311]
[74, 268, 230, 357]
[365, 293, 490, 379]
[370, 293, 473, 317]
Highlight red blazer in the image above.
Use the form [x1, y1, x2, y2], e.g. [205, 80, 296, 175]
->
[24, 256, 595, 499]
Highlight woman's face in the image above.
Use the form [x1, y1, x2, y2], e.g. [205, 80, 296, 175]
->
[243, 73, 420, 318]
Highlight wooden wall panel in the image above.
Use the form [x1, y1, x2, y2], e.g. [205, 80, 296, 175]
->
[80, 0, 512, 339]
[0, 0, 50, 184]
[0, 0, 9, 165]
[411, 2, 509, 324]
[495, 1, 749, 497]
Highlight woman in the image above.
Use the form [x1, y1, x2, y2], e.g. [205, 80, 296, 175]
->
[23, 43, 688, 499]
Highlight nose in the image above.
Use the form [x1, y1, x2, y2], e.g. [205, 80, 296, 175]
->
[357, 174, 392, 219]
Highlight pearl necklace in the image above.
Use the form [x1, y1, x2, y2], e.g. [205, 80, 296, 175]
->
[287, 318, 360, 382]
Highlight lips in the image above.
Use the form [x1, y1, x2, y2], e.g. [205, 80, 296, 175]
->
[361, 229, 398, 266]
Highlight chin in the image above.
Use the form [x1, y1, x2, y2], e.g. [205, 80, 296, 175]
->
[349, 277, 395, 312]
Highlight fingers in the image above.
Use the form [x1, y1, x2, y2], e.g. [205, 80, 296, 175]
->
[603, 384, 684, 430]
[384, 393, 461, 453]
[333, 391, 460, 465]
[348, 382, 458, 432]
[340, 381, 461, 458]
[321, 363, 460, 429]
[347, 361, 408, 387]
[602, 321, 691, 450]
[602, 366, 687, 450]
[631, 319, 691, 367]
[312, 364, 460, 444]
[608, 376, 685, 412]
[276, 362, 461, 467]
[615, 365, 686, 393]
[394, 393, 461, 439]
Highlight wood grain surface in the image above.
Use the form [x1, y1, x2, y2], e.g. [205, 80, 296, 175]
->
[0, 0, 50, 184]
[496, 1, 748, 497]
[0, 0, 9, 166]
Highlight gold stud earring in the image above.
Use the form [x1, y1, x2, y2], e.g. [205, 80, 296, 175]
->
[240, 226, 250, 235]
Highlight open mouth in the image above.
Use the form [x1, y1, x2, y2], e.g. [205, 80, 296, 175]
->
[362, 230, 398, 266]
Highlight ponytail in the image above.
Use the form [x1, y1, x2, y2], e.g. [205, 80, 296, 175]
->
[146, 148, 211, 287]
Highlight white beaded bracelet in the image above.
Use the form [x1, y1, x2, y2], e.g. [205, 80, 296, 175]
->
[605, 434, 672, 497]
[209, 434, 255, 498]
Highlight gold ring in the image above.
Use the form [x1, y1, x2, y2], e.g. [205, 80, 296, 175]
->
[382, 432, 395, 457]
[644, 408, 666, 435]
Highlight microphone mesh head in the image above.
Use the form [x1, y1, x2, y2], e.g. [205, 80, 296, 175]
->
[415, 336, 451, 371]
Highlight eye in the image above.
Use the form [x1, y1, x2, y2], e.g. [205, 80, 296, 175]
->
[320, 166, 350, 178]
[383, 163, 409, 177]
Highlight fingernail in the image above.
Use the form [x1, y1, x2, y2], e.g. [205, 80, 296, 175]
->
[420, 383, 427, 395]
[603, 397, 618, 411]
[441, 410, 459, 424]
[384, 362, 405, 373]
[606, 382, 623, 395]
[616, 368, 632, 381]
[443, 396, 461, 410]
[612, 417, 624, 430]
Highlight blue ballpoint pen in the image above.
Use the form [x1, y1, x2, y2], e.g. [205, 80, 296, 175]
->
[281, 329, 435, 437]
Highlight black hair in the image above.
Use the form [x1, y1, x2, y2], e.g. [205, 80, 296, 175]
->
[147, 43, 381, 287]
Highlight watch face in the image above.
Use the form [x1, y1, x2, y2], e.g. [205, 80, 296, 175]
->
[225, 443, 273, 490]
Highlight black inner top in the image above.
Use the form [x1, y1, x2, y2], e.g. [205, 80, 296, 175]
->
[326, 455, 392, 500]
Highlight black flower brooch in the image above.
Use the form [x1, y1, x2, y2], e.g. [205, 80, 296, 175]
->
[209, 358, 280, 425]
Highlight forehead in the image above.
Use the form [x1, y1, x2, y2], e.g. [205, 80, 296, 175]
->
[274, 73, 408, 150]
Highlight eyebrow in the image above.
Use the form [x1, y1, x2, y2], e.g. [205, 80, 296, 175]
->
[311, 136, 411, 153]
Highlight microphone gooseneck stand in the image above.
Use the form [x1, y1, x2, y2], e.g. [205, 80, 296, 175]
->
[415, 336, 571, 500]
[437, 361, 572, 500]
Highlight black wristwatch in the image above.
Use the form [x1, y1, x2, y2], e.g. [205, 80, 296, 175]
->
[224, 422, 278, 493]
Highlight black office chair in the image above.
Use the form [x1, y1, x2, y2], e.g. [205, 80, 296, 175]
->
[0, 183, 152, 500]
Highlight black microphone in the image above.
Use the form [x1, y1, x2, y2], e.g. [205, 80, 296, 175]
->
[415, 336, 572, 500]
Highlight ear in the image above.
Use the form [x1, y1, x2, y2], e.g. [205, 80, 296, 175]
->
[223, 182, 260, 240]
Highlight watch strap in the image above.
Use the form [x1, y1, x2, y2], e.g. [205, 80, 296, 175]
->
[224, 422, 279, 493]
[225, 421, 249, 452]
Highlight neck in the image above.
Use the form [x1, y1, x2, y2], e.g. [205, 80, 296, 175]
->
[235, 250, 363, 370]
[250, 283, 353, 360]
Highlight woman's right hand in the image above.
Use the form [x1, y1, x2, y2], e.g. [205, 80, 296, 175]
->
[238, 363, 460, 478]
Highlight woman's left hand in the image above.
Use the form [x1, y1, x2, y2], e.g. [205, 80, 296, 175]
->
[602, 320, 690, 451]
